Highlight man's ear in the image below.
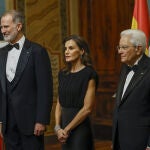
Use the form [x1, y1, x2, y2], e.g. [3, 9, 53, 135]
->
[17, 23, 22, 32]
[136, 46, 143, 55]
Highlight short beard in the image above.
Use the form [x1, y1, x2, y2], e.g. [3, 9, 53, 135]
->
[3, 29, 18, 43]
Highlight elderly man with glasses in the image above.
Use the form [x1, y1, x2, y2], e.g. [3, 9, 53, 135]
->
[112, 29, 150, 150]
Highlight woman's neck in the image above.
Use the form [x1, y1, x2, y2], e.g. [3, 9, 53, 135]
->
[70, 62, 85, 73]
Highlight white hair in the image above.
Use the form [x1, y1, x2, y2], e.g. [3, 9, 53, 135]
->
[120, 29, 147, 52]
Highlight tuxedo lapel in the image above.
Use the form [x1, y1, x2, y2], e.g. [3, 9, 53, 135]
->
[121, 69, 146, 102]
[11, 39, 32, 90]
[116, 66, 128, 106]
[120, 54, 149, 104]
[0, 49, 8, 93]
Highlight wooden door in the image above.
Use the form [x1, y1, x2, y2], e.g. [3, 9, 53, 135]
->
[79, 0, 134, 139]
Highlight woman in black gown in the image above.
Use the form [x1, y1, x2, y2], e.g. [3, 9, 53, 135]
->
[55, 35, 98, 150]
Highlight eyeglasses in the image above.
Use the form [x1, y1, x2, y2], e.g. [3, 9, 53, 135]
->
[117, 45, 136, 51]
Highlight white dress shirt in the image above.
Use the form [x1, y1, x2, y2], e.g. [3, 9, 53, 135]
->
[122, 70, 134, 98]
[121, 55, 142, 99]
[6, 36, 25, 82]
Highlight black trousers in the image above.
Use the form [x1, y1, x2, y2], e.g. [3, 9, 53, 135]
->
[113, 127, 121, 150]
[3, 101, 44, 150]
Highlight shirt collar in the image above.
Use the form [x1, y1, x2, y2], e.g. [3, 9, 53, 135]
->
[127, 55, 143, 67]
[9, 35, 25, 51]
[134, 55, 143, 65]
[17, 35, 25, 50]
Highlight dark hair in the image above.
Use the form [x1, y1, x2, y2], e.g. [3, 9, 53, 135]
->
[62, 34, 93, 72]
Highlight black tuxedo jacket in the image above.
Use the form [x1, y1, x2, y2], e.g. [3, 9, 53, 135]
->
[0, 39, 53, 135]
[112, 54, 150, 150]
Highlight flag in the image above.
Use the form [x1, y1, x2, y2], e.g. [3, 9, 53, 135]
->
[148, 0, 150, 20]
[131, 0, 150, 56]
[0, 136, 2, 150]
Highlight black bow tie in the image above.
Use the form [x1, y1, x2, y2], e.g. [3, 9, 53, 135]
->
[126, 65, 138, 73]
[7, 43, 19, 50]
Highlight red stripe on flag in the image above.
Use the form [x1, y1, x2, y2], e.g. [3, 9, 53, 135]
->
[0, 137, 2, 150]
[132, 0, 150, 51]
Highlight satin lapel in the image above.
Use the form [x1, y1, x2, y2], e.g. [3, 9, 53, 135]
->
[11, 41, 32, 90]
[121, 54, 149, 104]
[121, 70, 145, 103]
[116, 66, 128, 106]
[0, 50, 8, 93]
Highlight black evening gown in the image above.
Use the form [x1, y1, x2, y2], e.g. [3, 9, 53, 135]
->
[58, 66, 98, 150]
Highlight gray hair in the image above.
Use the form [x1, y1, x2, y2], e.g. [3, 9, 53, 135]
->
[1, 10, 24, 26]
[120, 29, 146, 52]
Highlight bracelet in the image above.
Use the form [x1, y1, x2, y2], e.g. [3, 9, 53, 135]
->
[54, 125, 61, 133]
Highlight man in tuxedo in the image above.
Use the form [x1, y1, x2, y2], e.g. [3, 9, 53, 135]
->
[112, 29, 150, 150]
[0, 10, 53, 150]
